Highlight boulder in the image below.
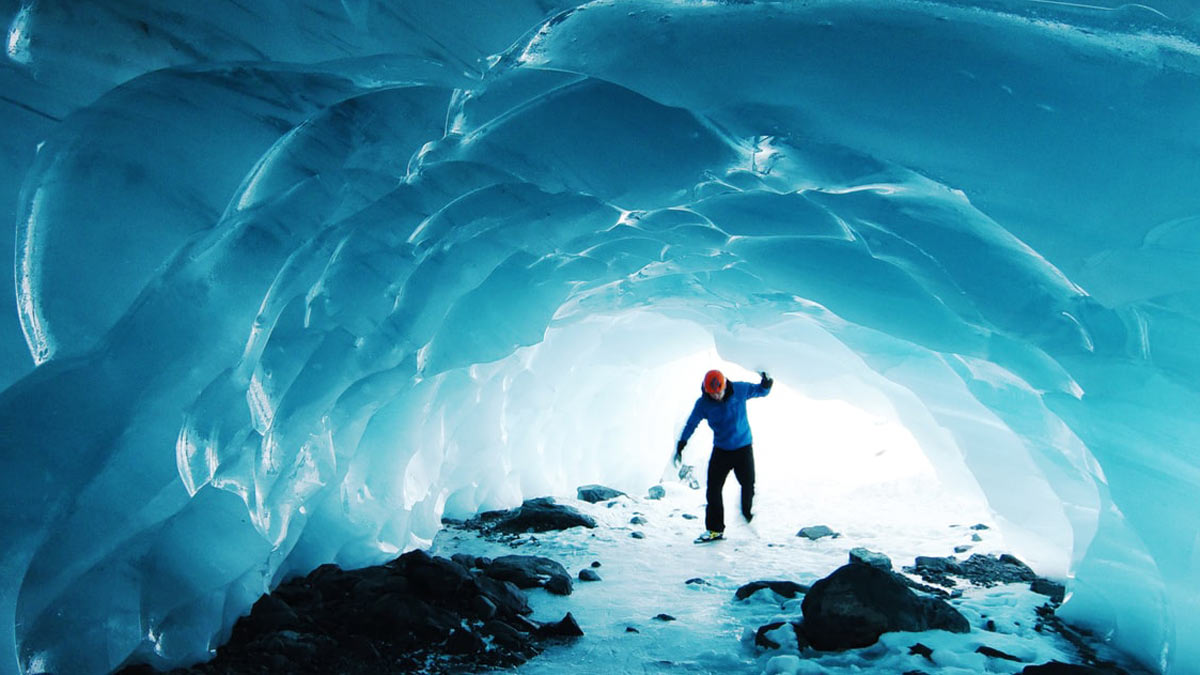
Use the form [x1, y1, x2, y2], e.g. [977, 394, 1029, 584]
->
[913, 556, 962, 574]
[909, 643, 933, 660]
[977, 645, 1023, 662]
[1030, 578, 1066, 603]
[848, 547, 892, 570]
[484, 555, 573, 595]
[797, 525, 838, 540]
[800, 563, 969, 650]
[492, 497, 597, 533]
[149, 548, 561, 675]
[957, 553, 1037, 586]
[579, 568, 601, 582]
[445, 627, 485, 654]
[481, 620, 530, 650]
[474, 574, 531, 616]
[647, 485, 666, 500]
[402, 552, 473, 600]
[735, 580, 809, 601]
[577, 484, 626, 503]
[537, 612, 584, 638]
[905, 556, 963, 586]
[544, 574, 572, 595]
[630, 515, 647, 525]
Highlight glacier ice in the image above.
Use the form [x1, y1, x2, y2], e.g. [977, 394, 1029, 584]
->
[1, 0, 1198, 673]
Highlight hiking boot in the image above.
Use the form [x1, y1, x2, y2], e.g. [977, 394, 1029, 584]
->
[694, 530, 725, 544]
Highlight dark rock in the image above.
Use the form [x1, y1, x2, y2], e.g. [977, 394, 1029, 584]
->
[509, 614, 542, 633]
[909, 642, 934, 661]
[579, 569, 601, 582]
[957, 554, 1038, 587]
[1021, 662, 1110, 674]
[490, 497, 597, 534]
[1000, 553, 1029, 567]
[630, 531, 645, 539]
[1031, 578, 1066, 603]
[800, 563, 969, 650]
[451, 553, 476, 569]
[474, 574, 531, 616]
[681, 513, 698, 520]
[414, 604, 461, 640]
[653, 613, 676, 621]
[538, 612, 584, 638]
[735, 580, 809, 601]
[797, 525, 838, 540]
[905, 556, 964, 586]
[445, 628, 485, 654]
[577, 484, 625, 503]
[630, 515, 647, 525]
[469, 594, 498, 620]
[914, 556, 962, 574]
[485, 555, 573, 595]
[971, 523, 990, 530]
[849, 547, 892, 570]
[685, 577, 706, 585]
[544, 573, 573, 595]
[647, 485, 666, 500]
[626, 626, 640, 633]
[954, 545, 970, 553]
[237, 594, 301, 639]
[754, 621, 808, 650]
[405, 553, 473, 600]
[172, 548, 561, 675]
[977, 645, 1023, 662]
[985, 619, 997, 632]
[482, 620, 530, 650]
[591, 561, 601, 568]
[971, 533, 983, 542]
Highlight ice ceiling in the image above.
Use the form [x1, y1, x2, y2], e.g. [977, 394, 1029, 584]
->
[1, 0, 1198, 673]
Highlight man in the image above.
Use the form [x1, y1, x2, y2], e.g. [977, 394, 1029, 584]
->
[675, 369, 773, 543]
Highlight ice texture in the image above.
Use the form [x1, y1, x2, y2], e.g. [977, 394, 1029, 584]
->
[1, 0, 1198, 673]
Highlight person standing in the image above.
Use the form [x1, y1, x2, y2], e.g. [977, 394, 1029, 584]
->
[675, 369, 773, 543]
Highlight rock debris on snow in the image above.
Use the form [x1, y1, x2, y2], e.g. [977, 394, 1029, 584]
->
[796, 525, 838, 540]
[577, 484, 626, 503]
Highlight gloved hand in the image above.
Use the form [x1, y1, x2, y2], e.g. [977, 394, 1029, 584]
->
[760, 371, 773, 389]
[674, 439, 686, 466]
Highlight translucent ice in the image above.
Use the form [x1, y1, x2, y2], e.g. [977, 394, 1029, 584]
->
[1, 1, 1198, 673]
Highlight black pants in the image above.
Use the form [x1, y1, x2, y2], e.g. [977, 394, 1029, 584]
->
[705, 444, 754, 533]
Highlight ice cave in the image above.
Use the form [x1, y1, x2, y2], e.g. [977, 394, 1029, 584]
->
[1, 0, 1198, 673]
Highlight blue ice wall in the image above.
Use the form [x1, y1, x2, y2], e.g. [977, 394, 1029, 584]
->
[1, 1, 1198, 673]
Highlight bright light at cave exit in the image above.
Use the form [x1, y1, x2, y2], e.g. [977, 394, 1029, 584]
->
[466, 311, 945, 514]
[662, 350, 934, 495]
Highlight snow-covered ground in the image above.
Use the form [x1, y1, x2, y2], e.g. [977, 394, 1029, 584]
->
[432, 472, 1085, 674]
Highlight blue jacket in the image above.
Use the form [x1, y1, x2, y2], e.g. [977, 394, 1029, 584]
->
[681, 380, 771, 450]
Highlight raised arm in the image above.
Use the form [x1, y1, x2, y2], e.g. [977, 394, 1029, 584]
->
[747, 371, 773, 399]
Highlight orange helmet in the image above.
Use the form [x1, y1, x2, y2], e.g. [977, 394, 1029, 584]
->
[703, 369, 726, 397]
